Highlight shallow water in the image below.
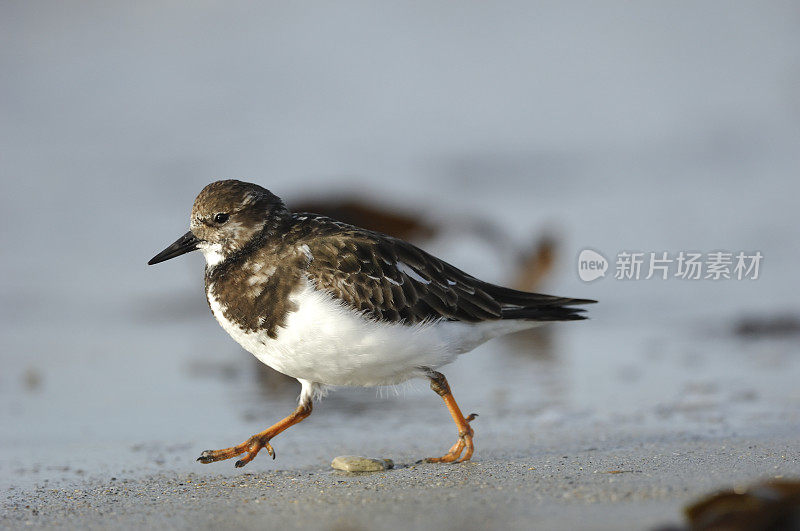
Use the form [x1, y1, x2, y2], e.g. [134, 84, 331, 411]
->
[2, 2, 799, 494]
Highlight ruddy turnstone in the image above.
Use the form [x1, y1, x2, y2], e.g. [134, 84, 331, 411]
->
[148, 180, 595, 467]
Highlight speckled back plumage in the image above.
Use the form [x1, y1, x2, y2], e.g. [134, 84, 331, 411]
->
[206, 209, 592, 340]
[296, 214, 591, 324]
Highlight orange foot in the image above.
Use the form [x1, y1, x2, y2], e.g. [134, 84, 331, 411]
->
[426, 413, 478, 463]
[196, 402, 311, 468]
[197, 435, 276, 468]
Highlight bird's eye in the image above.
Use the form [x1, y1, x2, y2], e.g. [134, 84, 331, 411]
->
[213, 213, 230, 224]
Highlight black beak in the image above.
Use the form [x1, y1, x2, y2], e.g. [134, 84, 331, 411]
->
[148, 231, 200, 265]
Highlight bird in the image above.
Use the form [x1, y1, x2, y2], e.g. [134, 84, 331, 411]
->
[148, 180, 595, 467]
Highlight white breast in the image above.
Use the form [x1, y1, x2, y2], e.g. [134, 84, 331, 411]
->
[207, 277, 537, 387]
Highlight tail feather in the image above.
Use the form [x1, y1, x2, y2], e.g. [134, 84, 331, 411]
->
[500, 305, 590, 321]
[479, 282, 596, 322]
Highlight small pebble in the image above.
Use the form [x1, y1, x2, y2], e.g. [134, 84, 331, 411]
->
[331, 456, 394, 472]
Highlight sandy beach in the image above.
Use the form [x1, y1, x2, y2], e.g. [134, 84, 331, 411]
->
[4, 432, 798, 530]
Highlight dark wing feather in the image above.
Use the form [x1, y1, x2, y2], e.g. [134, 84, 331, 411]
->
[305, 231, 500, 323]
[297, 215, 595, 325]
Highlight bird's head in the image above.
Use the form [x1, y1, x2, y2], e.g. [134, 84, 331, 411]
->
[148, 180, 286, 267]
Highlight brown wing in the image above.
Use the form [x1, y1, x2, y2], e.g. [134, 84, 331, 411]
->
[297, 216, 593, 324]
[304, 232, 501, 324]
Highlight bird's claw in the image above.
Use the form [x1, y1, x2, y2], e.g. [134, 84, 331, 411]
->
[425, 412, 477, 463]
[196, 450, 217, 464]
[196, 436, 275, 468]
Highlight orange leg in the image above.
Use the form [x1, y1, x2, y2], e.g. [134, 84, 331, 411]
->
[197, 401, 312, 468]
[425, 371, 478, 463]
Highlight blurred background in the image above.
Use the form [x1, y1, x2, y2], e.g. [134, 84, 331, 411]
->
[1, 1, 799, 490]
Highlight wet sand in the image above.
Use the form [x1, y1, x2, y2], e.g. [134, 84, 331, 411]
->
[3, 433, 798, 530]
[2, 319, 799, 530]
